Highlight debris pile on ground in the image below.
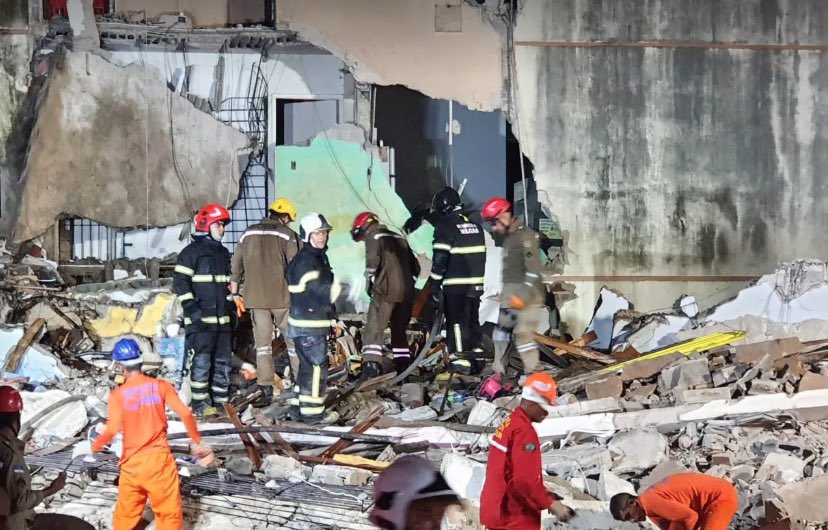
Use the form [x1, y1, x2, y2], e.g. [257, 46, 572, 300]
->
[3, 260, 828, 529]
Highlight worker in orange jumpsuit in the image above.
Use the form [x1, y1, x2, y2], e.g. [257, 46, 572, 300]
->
[610, 473, 739, 530]
[480, 373, 575, 530]
[74, 338, 214, 530]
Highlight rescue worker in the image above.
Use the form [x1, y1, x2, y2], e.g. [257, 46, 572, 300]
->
[610, 473, 739, 530]
[481, 197, 545, 374]
[0, 386, 93, 530]
[230, 198, 303, 407]
[351, 212, 420, 377]
[287, 213, 340, 424]
[429, 187, 486, 360]
[173, 203, 233, 416]
[74, 338, 214, 530]
[480, 373, 575, 529]
[370, 455, 462, 530]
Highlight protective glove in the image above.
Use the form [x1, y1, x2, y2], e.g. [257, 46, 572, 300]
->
[509, 294, 526, 311]
[430, 284, 443, 308]
[549, 502, 575, 522]
[330, 281, 342, 303]
[232, 295, 246, 318]
[191, 441, 215, 468]
[72, 440, 93, 461]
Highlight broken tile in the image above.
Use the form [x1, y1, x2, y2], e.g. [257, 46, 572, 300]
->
[585, 376, 623, 400]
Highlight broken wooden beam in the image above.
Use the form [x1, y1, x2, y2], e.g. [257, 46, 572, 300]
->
[4, 318, 46, 373]
[534, 333, 614, 364]
[321, 407, 384, 458]
[222, 403, 263, 470]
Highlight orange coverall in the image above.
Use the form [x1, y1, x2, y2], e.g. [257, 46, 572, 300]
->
[92, 373, 202, 530]
[640, 473, 738, 530]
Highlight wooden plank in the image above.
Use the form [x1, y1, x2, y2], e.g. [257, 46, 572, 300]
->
[321, 407, 384, 459]
[534, 333, 614, 364]
[4, 319, 46, 373]
[251, 410, 298, 459]
[222, 403, 262, 470]
[551, 330, 598, 356]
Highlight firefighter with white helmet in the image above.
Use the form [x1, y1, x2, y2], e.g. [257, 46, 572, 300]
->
[173, 204, 233, 416]
[370, 455, 461, 530]
[285, 213, 340, 423]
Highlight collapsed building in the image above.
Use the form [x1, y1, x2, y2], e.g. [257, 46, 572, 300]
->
[0, 0, 826, 529]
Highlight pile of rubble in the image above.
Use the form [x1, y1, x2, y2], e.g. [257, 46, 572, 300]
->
[4, 258, 828, 529]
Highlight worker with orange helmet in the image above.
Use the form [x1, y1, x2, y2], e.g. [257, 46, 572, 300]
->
[0, 386, 94, 530]
[72, 338, 214, 530]
[480, 373, 575, 529]
[173, 204, 233, 416]
[351, 212, 420, 377]
[230, 198, 303, 407]
[481, 197, 545, 375]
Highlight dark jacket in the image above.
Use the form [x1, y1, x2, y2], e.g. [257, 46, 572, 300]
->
[364, 223, 420, 303]
[173, 235, 232, 331]
[0, 427, 42, 530]
[430, 210, 486, 296]
[230, 217, 302, 309]
[287, 245, 336, 337]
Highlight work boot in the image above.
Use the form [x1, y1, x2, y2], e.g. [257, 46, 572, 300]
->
[194, 406, 219, 419]
[361, 361, 383, 381]
[302, 410, 339, 426]
[251, 385, 273, 408]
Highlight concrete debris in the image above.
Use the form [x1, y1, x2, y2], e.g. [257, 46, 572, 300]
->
[441, 453, 486, 505]
[309, 464, 373, 486]
[585, 287, 632, 350]
[596, 470, 635, 501]
[261, 454, 312, 482]
[585, 376, 623, 400]
[658, 358, 712, 394]
[608, 429, 668, 473]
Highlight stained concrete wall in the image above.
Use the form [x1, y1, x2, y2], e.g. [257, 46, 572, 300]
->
[513, 0, 827, 330]
[113, 0, 264, 27]
[278, 0, 504, 111]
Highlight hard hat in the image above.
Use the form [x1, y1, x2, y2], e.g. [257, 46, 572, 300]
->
[481, 197, 511, 221]
[299, 213, 333, 243]
[194, 204, 231, 233]
[0, 386, 23, 413]
[521, 373, 557, 406]
[370, 455, 459, 530]
[268, 198, 297, 221]
[431, 187, 462, 215]
[112, 338, 143, 366]
[350, 211, 379, 242]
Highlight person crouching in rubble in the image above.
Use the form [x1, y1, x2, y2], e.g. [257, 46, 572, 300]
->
[481, 197, 545, 376]
[287, 213, 340, 424]
[481, 373, 575, 530]
[173, 203, 234, 417]
[370, 455, 462, 530]
[0, 386, 93, 530]
[610, 473, 738, 530]
[350, 211, 420, 379]
[73, 338, 214, 530]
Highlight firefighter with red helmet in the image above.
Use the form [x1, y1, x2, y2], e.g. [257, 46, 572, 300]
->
[173, 204, 234, 416]
[351, 212, 420, 377]
[480, 374, 575, 530]
[481, 197, 545, 375]
[0, 386, 93, 530]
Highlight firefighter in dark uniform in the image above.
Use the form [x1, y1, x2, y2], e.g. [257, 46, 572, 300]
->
[173, 203, 233, 416]
[0, 387, 93, 530]
[287, 213, 339, 424]
[429, 188, 487, 368]
[350, 212, 420, 378]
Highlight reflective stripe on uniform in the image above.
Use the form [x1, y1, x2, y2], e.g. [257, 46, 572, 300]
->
[299, 395, 325, 405]
[300, 405, 325, 415]
[288, 271, 320, 293]
[177, 292, 195, 302]
[433, 243, 452, 251]
[192, 274, 231, 283]
[239, 230, 290, 243]
[430, 272, 444, 281]
[202, 316, 231, 324]
[288, 317, 334, 328]
[174, 265, 195, 276]
[374, 233, 403, 240]
[450, 245, 486, 254]
[183, 317, 192, 325]
[443, 277, 485, 285]
[490, 439, 508, 453]
[311, 365, 321, 398]
[453, 324, 463, 352]
[516, 342, 537, 352]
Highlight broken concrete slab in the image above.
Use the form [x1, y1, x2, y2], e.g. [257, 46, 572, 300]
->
[734, 337, 802, 364]
[639, 459, 690, 492]
[596, 471, 635, 501]
[658, 358, 712, 394]
[712, 365, 743, 387]
[309, 464, 373, 486]
[586, 287, 632, 350]
[799, 371, 828, 392]
[14, 51, 247, 242]
[223, 456, 254, 476]
[777, 474, 828, 522]
[608, 429, 668, 473]
[618, 352, 685, 381]
[757, 452, 805, 484]
[676, 388, 732, 405]
[585, 376, 623, 400]
[548, 397, 621, 418]
[543, 443, 613, 478]
[440, 453, 486, 505]
[21, 390, 87, 445]
[749, 380, 783, 395]
[262, 454, 311, 482]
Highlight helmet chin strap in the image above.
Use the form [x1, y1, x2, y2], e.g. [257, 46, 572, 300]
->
[209, 224, 224, 241]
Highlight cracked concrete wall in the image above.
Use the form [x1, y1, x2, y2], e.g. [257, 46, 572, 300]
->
[278, 0, 504, 111]
[13, 50, 248, 242]
[513, 0, 827, 330]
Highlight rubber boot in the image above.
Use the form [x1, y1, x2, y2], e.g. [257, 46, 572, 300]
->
[251, 385, 273, 408]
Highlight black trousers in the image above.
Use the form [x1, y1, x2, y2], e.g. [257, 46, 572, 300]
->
[443, 292, 482, 353]
[185, 329, 232, 410]
[294, 334, 329, 422]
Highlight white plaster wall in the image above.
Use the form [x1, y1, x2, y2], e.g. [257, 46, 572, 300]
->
[278, 0, 504, 111]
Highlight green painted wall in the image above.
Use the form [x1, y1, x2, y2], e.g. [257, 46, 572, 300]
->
[275, 135, 433, 306]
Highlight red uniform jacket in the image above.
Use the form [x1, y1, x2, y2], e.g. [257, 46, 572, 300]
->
[480, 407, 553, 530]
